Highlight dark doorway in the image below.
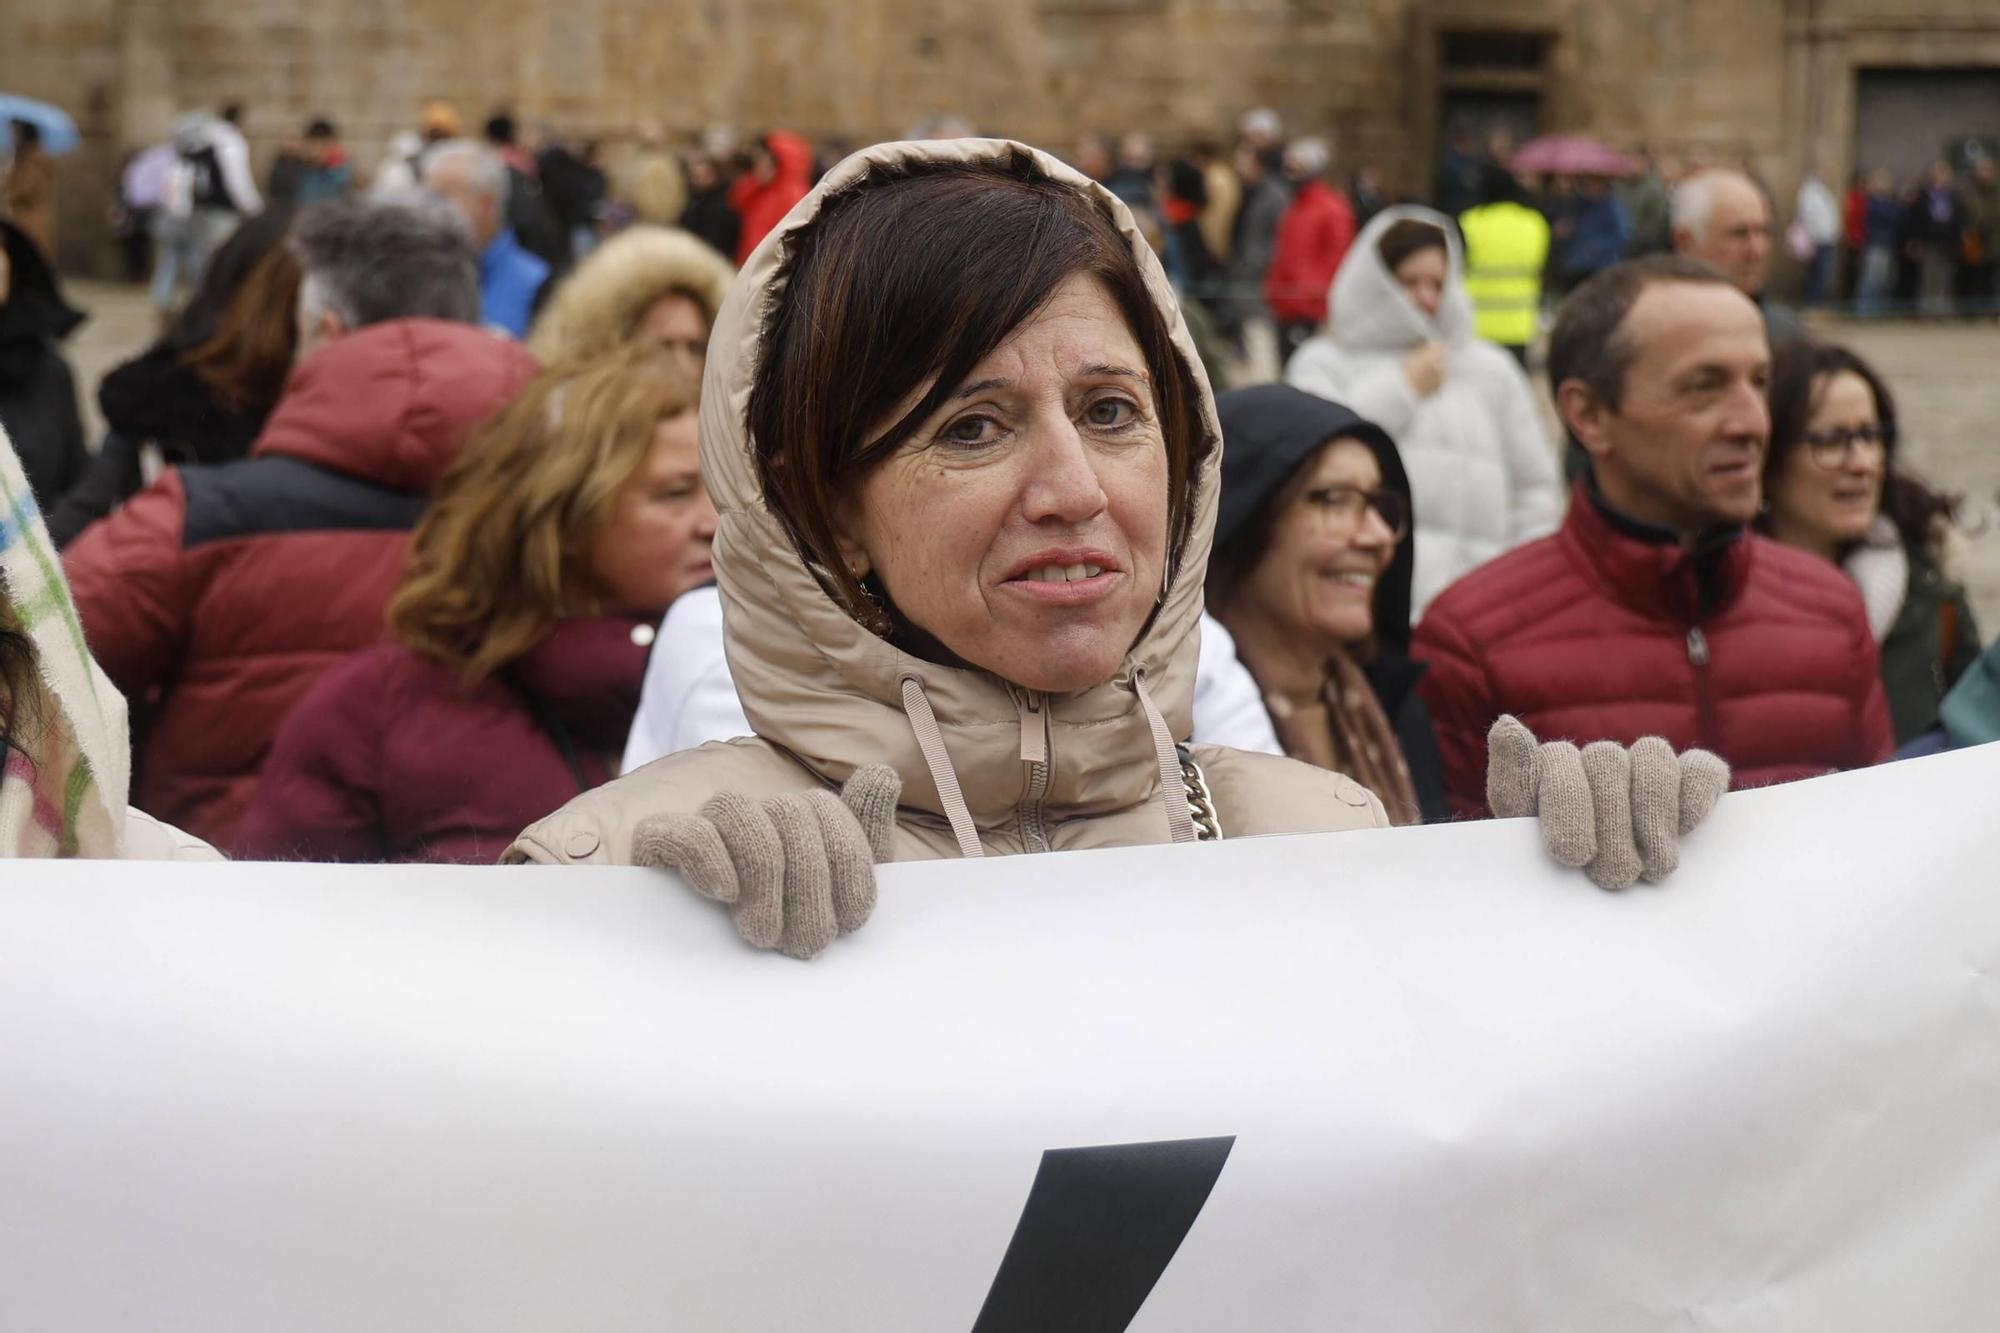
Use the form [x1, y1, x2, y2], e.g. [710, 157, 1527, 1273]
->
[1433, 28, 1548, 214]
[1853, 67, 2000, 182]
[1441, 91, 1542, 161]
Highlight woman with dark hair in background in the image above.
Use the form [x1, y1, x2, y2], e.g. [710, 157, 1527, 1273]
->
[0, 219, 88, 507]
[45, 208, 300, 547]
[1759, 339, 1982, 745]
[1207, 384, 1447, 825]
[3, 120, 58, 260]
[679, 152, 742, 263]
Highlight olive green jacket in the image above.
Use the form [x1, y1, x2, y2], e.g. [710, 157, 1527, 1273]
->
[1849, 528, 1982, 746]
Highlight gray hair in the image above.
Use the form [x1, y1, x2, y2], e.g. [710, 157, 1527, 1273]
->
[420, 138, 510, 211]
[1239, 107, 1283, 143]
[293, 191, 481, 331]
[1284, 136, 1330, 179]
[906, 114, 976, 140]
[1669, 167, 1758, 242]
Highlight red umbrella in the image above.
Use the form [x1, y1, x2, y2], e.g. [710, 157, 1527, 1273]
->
[1508, 135, 1640, 179]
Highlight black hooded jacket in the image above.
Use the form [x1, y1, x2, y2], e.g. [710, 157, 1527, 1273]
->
[1210, 383, 1450, 822]
[43, 342, 272, 548]
[0, 220, 87, 509]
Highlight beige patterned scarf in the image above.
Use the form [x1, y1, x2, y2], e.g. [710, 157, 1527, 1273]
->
[1, 424, 129, 858]
[1261, 648, 1423, 827]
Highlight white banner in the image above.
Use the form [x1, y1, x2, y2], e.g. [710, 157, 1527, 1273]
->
[3, 744, 1999, 1330]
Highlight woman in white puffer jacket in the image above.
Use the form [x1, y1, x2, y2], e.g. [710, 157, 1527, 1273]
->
[1285, 205, 1561, 618]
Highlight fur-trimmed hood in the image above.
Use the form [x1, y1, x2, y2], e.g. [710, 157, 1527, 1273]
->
[526, 226, 735, 365]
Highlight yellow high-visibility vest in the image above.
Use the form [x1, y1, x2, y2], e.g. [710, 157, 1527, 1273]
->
[1459, 202, 1550, 349]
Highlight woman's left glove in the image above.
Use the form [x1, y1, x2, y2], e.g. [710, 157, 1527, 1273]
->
[1486, 716, 1729, 890]
[631, 766, 901, 960]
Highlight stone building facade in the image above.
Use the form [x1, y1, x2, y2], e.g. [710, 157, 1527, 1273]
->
[3, 0, 1997, 274]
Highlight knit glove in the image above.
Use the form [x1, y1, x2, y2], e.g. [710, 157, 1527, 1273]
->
[632, 766, 901, 960]
[1486, 716, 1730, 890]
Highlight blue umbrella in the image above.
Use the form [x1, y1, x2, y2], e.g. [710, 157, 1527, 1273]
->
[0, 94, 82, 155]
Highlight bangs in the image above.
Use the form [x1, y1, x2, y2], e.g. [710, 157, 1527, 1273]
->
[747, 146, 1214, 631]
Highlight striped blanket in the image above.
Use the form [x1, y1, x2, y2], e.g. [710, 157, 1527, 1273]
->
[1, 423, 129, 858]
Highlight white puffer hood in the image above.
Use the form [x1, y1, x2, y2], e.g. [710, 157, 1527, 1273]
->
[1329, 204, 1476, 352]
[696, 138, 1222, 840]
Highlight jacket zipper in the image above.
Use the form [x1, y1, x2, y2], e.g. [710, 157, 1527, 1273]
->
[1015, 690, 1052, 854]
[1686, 626, 1719, 751]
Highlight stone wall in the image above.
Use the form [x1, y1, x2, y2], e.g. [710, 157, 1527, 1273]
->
[3, 0, 1995, 274]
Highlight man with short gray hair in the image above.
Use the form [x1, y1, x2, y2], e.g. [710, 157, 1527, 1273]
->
[293, 191, 482, 355]
[1414, 255, 1889, 817]
[1671, 167, 1800, 346]
[421, 138, 550, 338]
[64, 192, 538, 847]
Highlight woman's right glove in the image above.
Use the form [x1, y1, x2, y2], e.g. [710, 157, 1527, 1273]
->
[1486, 716, 1730, 890]
[632, 766, 901, 960]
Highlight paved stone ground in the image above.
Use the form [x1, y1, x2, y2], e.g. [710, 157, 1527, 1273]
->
[54, 281, 2000, 632]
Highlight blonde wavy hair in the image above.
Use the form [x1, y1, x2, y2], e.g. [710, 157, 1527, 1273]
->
[526, 226, 735, 364]
[390, 345, 699, 682]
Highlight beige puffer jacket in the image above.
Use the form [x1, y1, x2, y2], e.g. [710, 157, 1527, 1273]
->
[506, 139, 1386, 866]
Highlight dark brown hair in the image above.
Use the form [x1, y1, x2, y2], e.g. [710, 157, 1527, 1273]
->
[157, 207, 297, 358]
[0, 627, 33, 759]
[1760, 338, 1953, 556]
[1546, 254, 1736, 447]
[1377, 218, 1447, 275]
[746, 147, 1213, 631]
[182, 240, 303, 415]
[1206, 457, 1320, 610]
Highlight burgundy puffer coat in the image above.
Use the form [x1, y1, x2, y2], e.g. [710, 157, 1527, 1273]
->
[1414, 480, 1894, 817]
[236, 618, 650, 863]
[63, 319, 538, 848]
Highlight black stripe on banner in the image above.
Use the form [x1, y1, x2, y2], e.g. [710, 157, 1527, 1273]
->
[970, 1136, 1236, 1333]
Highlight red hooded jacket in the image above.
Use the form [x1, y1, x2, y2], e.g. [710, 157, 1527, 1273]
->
[63, 319, 538, 848]
[729, 131, 814, 265]
[1413, 480, 1894, 817]
[1264, 179, 1357, 326]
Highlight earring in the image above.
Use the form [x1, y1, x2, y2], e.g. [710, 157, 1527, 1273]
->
[846, 571, 893, 637]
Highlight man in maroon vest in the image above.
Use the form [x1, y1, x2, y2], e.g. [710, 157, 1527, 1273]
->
[1414, 254, 1891, 817]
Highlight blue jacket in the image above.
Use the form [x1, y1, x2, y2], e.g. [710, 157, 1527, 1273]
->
[480, 228, 550, 340]
[1863, 194, 1902, 249]
[1561, 194, 1630, 280]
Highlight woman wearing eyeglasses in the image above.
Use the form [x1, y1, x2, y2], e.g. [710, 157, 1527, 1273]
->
[1759, 340, 1982, 746]
[1207, 384, 1446, 825]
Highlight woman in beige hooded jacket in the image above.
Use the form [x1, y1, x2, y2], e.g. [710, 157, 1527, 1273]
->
[507, 140, 1724, 956]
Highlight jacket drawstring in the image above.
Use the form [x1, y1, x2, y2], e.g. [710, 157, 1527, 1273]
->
[1131, 667, 1196, 844]
[898, 674, 985, 859]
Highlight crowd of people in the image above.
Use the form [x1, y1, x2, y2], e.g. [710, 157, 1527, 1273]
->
[0, 106, 1995, 959]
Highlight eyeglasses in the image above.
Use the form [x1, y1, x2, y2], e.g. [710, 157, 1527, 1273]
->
[1804, 423, 1890, 469]
[1302, 486, 1409, 540]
